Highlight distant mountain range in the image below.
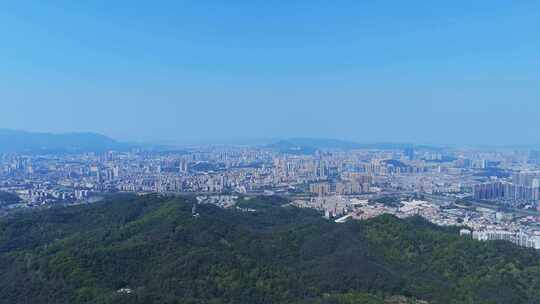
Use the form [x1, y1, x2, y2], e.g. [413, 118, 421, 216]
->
[0, 130, 446, 154]
[0, 129, 133, 153]
[268, 138, 436, 154]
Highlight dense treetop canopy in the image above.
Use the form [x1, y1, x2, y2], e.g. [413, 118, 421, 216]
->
[0, 194, 539, 304]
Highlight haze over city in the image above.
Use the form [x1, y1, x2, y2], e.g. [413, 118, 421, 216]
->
[4, 2, 540, 304]
[2, 1, 540, 145]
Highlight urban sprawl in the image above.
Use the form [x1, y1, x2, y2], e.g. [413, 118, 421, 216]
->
[2, 146, 540, 249]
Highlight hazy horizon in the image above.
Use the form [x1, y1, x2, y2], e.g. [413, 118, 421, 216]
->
[3, 128, 540, 150]
[2, 1, 539, 146]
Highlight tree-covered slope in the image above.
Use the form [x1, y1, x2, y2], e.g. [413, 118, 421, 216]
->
[0, 194, 539, 304]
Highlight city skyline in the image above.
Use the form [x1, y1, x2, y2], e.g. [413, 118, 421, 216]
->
[3, 135, 540, 252]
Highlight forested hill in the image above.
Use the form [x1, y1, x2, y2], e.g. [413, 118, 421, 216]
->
[0, 129, 132, 153]
[0, 195, 540, 304]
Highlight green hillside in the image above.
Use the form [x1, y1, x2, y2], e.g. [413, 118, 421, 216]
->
[0, 194, 539, 303]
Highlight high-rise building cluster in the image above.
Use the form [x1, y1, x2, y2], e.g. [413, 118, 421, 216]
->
[473, 172, 540, 203]
[2, 144, 540, 249]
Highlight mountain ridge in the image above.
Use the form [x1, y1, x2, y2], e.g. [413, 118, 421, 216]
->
[0, 129, 132, 153]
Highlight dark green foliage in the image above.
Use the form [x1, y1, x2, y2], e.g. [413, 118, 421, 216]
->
[190, 162, 226, 172]
[0, 194, 539, 304]
[369, 196, 403, 208]
[369, 195, 425, 208]
[0, 191, 21, 205]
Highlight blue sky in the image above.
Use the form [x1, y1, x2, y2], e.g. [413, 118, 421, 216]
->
[1, 1, 539, 145]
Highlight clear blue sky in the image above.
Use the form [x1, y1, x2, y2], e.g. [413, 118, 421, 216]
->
[1, 1, 539, 145]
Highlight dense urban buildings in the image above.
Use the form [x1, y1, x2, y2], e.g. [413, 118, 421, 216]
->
[2, 144, 540, 249]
